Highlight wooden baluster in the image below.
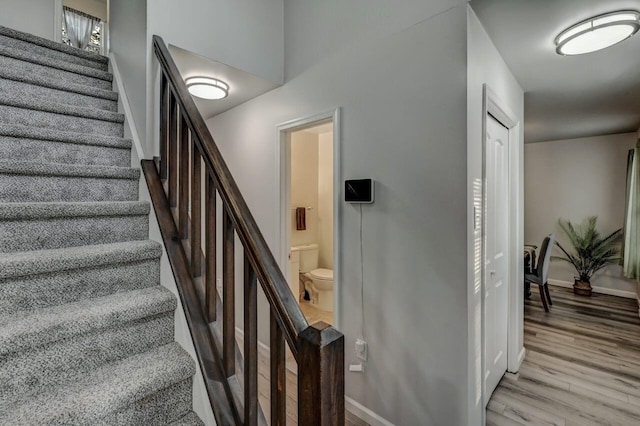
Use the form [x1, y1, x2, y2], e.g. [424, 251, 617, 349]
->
[190, 142, 202, 277]
[205, 173, 216, 322]
[159, 73, 168, 180]
[178, 116, 189, 239]
[168, 94, 178, 207]
[222, 208, 235, 377]
[298, 323, 345, 426]
[270, 312, 286, 426]
[244, 255, 258, 426]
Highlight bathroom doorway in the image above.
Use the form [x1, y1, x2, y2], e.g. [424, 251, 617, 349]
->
[277, 109, 340, 328]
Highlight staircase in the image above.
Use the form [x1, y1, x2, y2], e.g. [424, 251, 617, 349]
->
[0, 26, 203, 425]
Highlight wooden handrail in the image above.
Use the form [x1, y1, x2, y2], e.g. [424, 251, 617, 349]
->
[149, 35, 344, 425]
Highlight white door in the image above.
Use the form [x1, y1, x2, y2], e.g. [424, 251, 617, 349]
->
[484, 113, 510, 404]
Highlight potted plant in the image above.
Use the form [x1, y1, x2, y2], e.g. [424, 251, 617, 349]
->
[553, 216, 622, 296]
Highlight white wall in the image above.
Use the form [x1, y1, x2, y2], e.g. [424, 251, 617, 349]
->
[467, 7, 524, 425]
[63, 0, 107, 21]
[206, 2, 469, 424]
[0, 0, 56, 40]
[290, 131, 319, 247]
[525, 132, 638, 295]
[109, 0, 147, 151]
[318, 131, 334, 269]
[146, 0, 283, 84]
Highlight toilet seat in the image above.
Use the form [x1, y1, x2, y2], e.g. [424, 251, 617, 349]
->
[309, 268, 333, 281]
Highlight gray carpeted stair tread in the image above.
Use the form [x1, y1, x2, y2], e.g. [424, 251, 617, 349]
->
[0, 313, 174, 399]
[0, 239, 161, 280]
[0, 104, 123, 137]
[0, 286, 177, 356]
[0, 78, 118, 113]
[0, 54, 113, 90]
[0, 342, 195, 425]
[0, 200, 149, 219]
[0, 135, 130, 167]
[0, 93, 124, 123]
[0, 201, 150, 252]
[0, 160, 138, 179]
[0, 123, 131, 148]
[0, 25, 108, 69]
[0, 44, 112, 82]
[0, 65, 117, 101]
[169, 411, 206, 426]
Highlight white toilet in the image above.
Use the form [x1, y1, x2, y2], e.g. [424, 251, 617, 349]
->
[291, 243, 334, 312]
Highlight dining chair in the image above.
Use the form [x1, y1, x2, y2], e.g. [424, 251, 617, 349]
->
[525, 234, 555, 312]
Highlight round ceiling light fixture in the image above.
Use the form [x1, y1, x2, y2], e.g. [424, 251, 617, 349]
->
[555, 10, 640, 55]
[185, 77, 229, 100]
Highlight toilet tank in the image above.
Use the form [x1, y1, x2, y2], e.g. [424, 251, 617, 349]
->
[291, 243, 318, 273]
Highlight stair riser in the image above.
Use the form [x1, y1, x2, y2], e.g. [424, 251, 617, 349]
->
[0, 174, 138, 202]
[0, 259, 160, 316]
[0, 78, 117, 112]
[0, 105, 123, 137]
[105, 379, 193, 426]
[0, 215, 149, 252]
[0, 34, 108, 71]
[0, 314, 175, 398]
[0, 137, 130, 167]
[0, 54, 112, 90]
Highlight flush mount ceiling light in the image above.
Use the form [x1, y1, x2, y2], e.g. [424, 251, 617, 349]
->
[555, 10, 640, 55]
[185, 77, 229, 100]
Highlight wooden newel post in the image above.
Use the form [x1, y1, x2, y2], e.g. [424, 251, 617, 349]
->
[298, 322, 345, 426]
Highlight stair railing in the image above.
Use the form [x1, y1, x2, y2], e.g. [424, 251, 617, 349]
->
[144, 35, 344, 425]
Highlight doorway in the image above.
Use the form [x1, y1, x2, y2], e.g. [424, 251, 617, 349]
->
[481, 85, 522, 407]
[277, 109, 340, 327]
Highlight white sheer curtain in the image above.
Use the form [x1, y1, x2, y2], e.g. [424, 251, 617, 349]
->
[63, 7, 100, 50]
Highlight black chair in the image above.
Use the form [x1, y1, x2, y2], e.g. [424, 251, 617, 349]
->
[525, 234, 555, 312]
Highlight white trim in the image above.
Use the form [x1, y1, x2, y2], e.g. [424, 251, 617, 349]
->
[548, 279, 637, 299]
[275, 108, 342, 328]
[345, 397, 395, 426]
[481, 84, 523, 408]
[109, 53, 147, 160]
[53, 0, 63, 41]
[516, 347, 526, 369]
[236, 328, 394, 426]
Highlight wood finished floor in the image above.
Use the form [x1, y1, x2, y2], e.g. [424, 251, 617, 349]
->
[487, 285, 640, 426]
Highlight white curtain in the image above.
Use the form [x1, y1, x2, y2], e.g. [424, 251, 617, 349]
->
[63, 7, 100, 50]
[624, 141, 640, 280]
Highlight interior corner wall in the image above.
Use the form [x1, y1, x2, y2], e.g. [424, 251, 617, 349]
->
[146, 0, 284, 84]
[524, 132, 638, 295]
[317, 131, 334, 269]
[63, 0, 108, 21]
[109, 0, 147, 153]
[206, 3, 469, 425]
[0, 0, 56, 40]
[290, 131, 319, 247]
[467, 5, 525, 425]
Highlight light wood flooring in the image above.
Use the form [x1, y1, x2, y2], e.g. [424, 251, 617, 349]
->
[487, 285, 640, 426]
[236, 301, 367, 425]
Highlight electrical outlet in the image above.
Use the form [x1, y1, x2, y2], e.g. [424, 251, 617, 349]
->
[355, 338, 368, 362]
[349, 363, 364, 373]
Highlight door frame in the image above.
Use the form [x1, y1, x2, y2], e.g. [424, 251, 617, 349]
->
[275, 108, 341, 328]
[481, 84, 523, 405]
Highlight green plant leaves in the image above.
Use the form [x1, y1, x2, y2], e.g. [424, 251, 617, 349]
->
[553, 216, 622, 282]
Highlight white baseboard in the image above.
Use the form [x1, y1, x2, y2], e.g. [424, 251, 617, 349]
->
[109, 54, 146, 160]
[548, 279, 637, 299]
[516, 347, 526, 369]
[235, 328, 395, 425]
[345, 397, 395, 426]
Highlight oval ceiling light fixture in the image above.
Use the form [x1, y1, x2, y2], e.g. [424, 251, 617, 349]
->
[555, 10, 640, 55]
[185, 77, 229, 100]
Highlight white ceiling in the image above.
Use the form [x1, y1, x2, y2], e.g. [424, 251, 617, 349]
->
[168, 45, 279, 120]
[471, 0, 640, 143]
